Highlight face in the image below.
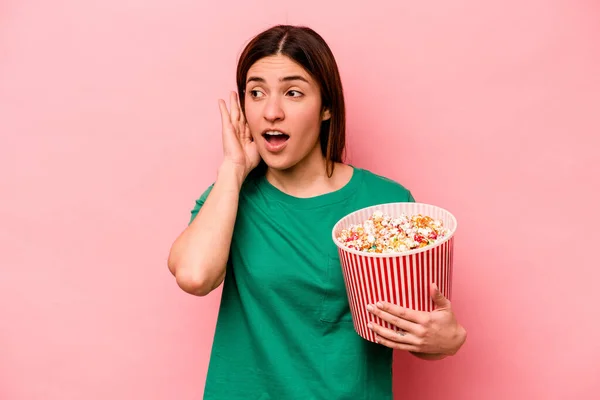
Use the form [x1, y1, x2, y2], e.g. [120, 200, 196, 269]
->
[243, 54, 331, 171]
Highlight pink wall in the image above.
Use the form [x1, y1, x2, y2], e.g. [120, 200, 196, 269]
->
[1, 1, 598, 399]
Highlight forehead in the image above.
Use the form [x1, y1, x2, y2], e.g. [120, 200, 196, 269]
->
[246, 55, 313, 84]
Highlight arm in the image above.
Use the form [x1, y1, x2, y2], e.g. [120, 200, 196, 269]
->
[409, 352, 448, 361]
[167, 162, 245, 296]
[167, 91, 260, 296]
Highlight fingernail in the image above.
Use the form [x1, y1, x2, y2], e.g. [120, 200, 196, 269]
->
[367, 304, 374, 312]
[367, 323, 373, 330]
[376, 302, 383, 308]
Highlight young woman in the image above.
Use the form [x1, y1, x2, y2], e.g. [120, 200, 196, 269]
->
[168, 24, 466, 400]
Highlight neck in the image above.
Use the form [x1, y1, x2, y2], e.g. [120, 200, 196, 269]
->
[265, 147, 339, 198]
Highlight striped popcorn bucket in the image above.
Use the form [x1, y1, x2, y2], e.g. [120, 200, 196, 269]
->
[331, 202, 457, 343]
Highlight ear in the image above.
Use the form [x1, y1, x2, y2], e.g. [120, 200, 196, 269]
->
[322, 108, 331, 121]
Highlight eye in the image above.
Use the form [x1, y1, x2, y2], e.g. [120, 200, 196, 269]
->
[287, 90, 303, 98]
[249, 89, 264, 98]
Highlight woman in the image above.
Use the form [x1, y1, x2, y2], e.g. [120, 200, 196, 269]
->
[168, 24, 466, 400]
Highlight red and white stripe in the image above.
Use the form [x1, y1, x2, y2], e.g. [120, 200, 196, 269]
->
[333, 203, 457, 343]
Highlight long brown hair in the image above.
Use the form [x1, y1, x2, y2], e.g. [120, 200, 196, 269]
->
[236, 25, 346, 178]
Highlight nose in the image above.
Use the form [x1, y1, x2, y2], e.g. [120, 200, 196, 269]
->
[263, 95, 284, 122]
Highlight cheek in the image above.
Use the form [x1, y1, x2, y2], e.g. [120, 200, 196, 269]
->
[243, 107, 261, 135]
[293, 105, 323, 133]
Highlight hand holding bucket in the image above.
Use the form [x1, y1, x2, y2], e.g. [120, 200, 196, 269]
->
[332, 202, 457, 343]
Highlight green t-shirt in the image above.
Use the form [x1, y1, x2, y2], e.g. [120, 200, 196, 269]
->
[190, 166, 415, 400]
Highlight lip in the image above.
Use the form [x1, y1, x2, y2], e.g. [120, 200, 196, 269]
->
[263, 135, 289, 153]
[262, 129, 290, 153]
[261, 128, 290, 136]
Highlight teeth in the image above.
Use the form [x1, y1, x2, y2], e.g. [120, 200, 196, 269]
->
[265, 131, 286, 136]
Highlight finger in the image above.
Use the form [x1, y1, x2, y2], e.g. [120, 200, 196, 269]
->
[240, 121, 252, 142]
[230, 91, 240, 123]
[370, 301, 428, 326]
[374, 334, 419, 352]
[368, 306, 420, 333]
[368, 322, 420, 346]
[431, 283, 451, 310]
[236, 93, 251, 141]
[218, 99, 232, 130]
[238, 93, 247, 125]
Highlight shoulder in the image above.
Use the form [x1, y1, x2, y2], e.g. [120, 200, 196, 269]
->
[188, 172, 264, 223]
[354, 167, 416, 203]
[188, 183, 213, 224]
[194, 170, 264, 204]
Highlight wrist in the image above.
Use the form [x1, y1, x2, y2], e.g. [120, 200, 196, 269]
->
[217, 161, 247, 189]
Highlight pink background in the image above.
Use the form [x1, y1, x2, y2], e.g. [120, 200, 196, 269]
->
[1, 1, 599, 399]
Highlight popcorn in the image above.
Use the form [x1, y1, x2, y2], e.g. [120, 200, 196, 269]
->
[336, 211, 450, 254]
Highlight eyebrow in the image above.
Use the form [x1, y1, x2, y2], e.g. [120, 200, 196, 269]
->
[246, 75, 309, 84]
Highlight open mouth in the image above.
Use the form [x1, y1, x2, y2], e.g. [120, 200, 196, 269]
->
[262, 131, 290, 147]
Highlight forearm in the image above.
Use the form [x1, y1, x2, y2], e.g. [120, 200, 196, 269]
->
[168, 162, 245, 296]
[409, 352, 448, 361]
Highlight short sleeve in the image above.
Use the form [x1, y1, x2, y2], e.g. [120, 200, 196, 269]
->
[189, 184, 214, 225]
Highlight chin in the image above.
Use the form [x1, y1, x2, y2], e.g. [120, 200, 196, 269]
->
[260, 154, 296, 171]
[262, 159, 294, 171]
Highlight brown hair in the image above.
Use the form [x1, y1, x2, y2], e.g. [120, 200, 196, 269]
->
[236, 25, 346, 178]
